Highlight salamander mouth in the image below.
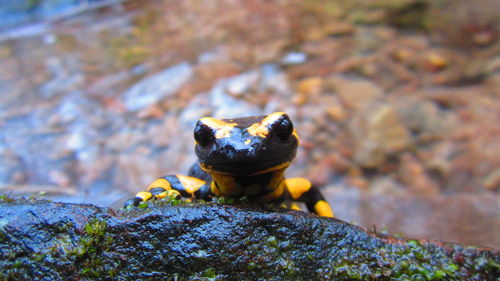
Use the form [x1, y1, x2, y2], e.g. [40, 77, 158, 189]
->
[199, 157, 292, 176]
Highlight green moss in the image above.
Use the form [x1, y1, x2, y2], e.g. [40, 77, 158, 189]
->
[0, 195, 14, 203]
[52, 218, 117, 278]
[186, 268, 225, 281]
[266, 236, 278, 248]
[84, 219, 106, 237]
[328, 239, 463, 280]
[138, 201, 149, 209]
[215, 196, 236, 205]
[28, 191, 46, 201]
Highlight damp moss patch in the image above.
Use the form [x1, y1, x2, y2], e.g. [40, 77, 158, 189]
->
[0, 200, 498, 280]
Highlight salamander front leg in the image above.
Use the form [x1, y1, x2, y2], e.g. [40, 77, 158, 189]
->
[285, 177, 334, 217]
[124, 174, 211, 208]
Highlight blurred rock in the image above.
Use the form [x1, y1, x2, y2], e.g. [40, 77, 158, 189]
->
[224, 69, 259, 96]
[281, 51, 307, 65]
[483, 169, 500, 191]
[349, 103, 412, 168]
[394, 97, 453, 142]
[123, 62, 193, 112]
[323, 95, 347, 121]
[294, 77, 323, 105]
[398, 153, 440, 195]
[329, 75, 383, 111]
[0, 148, 24, 185]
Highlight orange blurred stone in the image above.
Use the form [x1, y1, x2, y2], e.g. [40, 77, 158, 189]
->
[398, 153, 440, 195]
[294, 77, 323, 105]
[483, 169, 500, 190]
[137, 104, 165, 119]
[297, 77, 323, 96]
[347, 175, 369, 189]
[423, 52, 448, 72]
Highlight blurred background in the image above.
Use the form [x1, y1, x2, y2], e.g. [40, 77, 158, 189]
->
[0, 0, 498, 247]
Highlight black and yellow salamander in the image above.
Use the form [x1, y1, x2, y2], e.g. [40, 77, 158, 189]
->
[124, 112, 334, 217]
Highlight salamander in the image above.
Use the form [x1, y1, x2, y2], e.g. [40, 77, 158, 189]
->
[124, 112, 334, 217]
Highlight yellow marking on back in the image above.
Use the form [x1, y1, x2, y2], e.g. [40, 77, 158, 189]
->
[136, 191, 152, 201]
[264, 168, 287, 191]
[314, 200, 334, 217]
[200, 162, 290, 176]
[147, 178, 172, 191]
[210, 182, 222, 197]
[285, 177, 312, 200]
[167, 190, 181, 199]
[244, 139, 251, 145]
[254, 181, 286, 203]
[290, 202, 302, 211]
[210, 173, 242, 196]
[176, 174, 205, 194]
[247, 112, 286, 138]
[199, 117, 237, 139]
[250, 162, 290, 177]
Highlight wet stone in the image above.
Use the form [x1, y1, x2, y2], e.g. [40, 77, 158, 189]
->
[329, 75, 384, 111]
[123, 62, 193, 112]
[349, 102, 412, 168]
[0, 200, 498, 280]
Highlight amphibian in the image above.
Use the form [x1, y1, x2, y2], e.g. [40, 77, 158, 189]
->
[125, 112, 334, 217]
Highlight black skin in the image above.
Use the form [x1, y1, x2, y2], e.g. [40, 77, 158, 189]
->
[194, 114, 298, 176]
[124, 112, 334, 217]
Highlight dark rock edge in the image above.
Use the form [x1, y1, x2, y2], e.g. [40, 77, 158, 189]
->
[0, 198, 498, 280]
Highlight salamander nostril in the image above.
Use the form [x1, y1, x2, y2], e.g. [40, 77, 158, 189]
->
[220, 145, 237, 158]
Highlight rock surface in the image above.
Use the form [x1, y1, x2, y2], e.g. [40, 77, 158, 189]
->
[0, 199, 498, 280]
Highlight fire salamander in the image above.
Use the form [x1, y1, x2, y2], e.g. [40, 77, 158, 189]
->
[124, 112, 334, 217]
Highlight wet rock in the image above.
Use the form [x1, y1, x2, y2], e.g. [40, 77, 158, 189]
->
[394, 97, 453, 142]
[349, 102, 412, 168]
[183, 64, 290, 119]
[483, 169, 500, 191]
[325, 185, 500, 249]
[398, 153, 440, 195]
[0, 148, 24, 185]
[329, 75, 383, 111]
[224, 69, 260, 96]
[294, 77, 323, 105]
[123, 62, 193, 112]
[323, 95, 347, 121]
[281, 51, 307, 65]
[0, 200, 498, 280]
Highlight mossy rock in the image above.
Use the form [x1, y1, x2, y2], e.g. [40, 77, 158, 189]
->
[0, 199, 498, 280]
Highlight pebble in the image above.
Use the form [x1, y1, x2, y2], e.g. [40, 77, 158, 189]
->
[329, 75, 383, 111]
[349, 103, 412, 168]
[281, 52, 307, 65]
[123, 62, 193, 112]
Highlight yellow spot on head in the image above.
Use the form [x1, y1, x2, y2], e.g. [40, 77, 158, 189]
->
[247, 122, 268, 138]
[199, 117, 237, 139]
[247, 112, 287, 138]
[244, 139, 251, 145]
[292, 129, 300, 143]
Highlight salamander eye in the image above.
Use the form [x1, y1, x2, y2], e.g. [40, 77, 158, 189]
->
[274, 115, 294, 141]
[194, 121, 215, 147]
